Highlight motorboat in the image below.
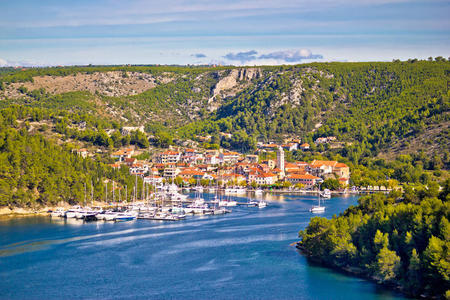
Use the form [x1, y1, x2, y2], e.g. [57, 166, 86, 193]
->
[258, 201, 268, 208]
[50, 208, 66, 217]
[219, 200, 237, 207]
[248, 200, 258, 207]
[224, 187, 246, 194]
[65, 206, 83, 218]
[254, 189, 263, 195]
[114, 212, 137, 221]
[320, 189, 331, 199]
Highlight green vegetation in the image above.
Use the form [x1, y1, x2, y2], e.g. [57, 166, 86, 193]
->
[298, 183, 449, 298]
[0, 106, 144, 207]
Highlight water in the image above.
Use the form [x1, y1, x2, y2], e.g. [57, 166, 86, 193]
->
[0, 193, 405, 299]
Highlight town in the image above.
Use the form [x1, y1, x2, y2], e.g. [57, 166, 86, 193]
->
[98, 136, 351, 191]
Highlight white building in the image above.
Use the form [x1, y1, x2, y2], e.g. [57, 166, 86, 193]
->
[157, 151, 181, 164]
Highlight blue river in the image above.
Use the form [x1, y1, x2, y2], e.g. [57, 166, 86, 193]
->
[0, 193, 405, 299]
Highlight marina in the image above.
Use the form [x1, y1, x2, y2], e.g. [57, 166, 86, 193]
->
[48, 185, 270, 223]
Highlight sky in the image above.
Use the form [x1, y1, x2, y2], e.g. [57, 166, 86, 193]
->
[0, 0, 449, 66]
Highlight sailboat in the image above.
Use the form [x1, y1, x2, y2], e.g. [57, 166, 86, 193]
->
[310, 192, 325, 213]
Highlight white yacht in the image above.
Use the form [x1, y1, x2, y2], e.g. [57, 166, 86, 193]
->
[50, 208, 66, 217]
[225, 187, 246, 194]
[219, 200, 237, 207]
[114, 211, 137, 221]
[65, 206, 83, 218]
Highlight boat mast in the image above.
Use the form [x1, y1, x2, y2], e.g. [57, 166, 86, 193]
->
[84, 182, 87, 207]
[113, 181, 115, 204]
[91, 181, 94, 206]
[135, 174, 137, 203]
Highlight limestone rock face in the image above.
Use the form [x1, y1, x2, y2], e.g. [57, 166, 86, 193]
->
[207, 68, 262, 112]
[5, 71, 174, 97]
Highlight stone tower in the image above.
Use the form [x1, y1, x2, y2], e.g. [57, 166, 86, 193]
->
[277, 146, 285, 172]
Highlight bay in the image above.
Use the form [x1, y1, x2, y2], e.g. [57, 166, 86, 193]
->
[0, 193, 405, 299]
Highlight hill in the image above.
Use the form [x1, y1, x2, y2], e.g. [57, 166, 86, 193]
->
[0, 60, 448, 162]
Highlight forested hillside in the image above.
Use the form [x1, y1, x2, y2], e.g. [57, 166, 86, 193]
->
[298, 183, 450, 298]
[1, 61, 448, 157]
[0, 106, 144, 207]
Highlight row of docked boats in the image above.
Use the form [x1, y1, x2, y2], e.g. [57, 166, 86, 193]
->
[50, 183, 268, 222]
[183, 186, 263, 195]
[51, 206, 139, 221]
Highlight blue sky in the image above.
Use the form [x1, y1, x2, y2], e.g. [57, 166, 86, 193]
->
[0, 0, 449, 66]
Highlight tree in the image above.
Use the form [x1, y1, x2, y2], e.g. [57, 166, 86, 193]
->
[422, 236, 450, 295]
[405, 249, 422, 296]
[322, 178, 341, 190]
[153, 131, 173, 148]
[374, 246, 401, 282]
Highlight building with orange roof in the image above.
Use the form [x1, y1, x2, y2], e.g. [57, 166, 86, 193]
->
[254, 172, 277, 185]
[285, 174, 322, 187]
[220, 173, 246, 184]
[300, 143, 310, 150]
[334, 163, 350, 179]
[309, 160, 338, 176]
[219, 151, 241, 164]
[178, 169, 206, 180]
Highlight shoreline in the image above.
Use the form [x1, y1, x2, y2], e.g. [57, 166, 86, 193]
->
[295, 243, 414, 299]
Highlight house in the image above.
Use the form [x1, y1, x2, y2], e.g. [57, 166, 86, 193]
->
[163, 166, 180, 179]
[178, 169, 206, 180]
[282, 143, 298, 151]
[285, 174, 322, 187]
[262, 144, 279, 151]
[333, 162, 350, 179]
[204, 154, 219, 165]
[130, 162, 149, 175]
[184, 148, 197, 157]
[315, 137, 328, 144]
[300, 143, 310, 150]
[124, 157, 137, 167]
[254, 172, 277, 185]
[144, 175, 163, 185]
[245, 154, 259, 163]
[219, 151, 241, 164]
[110, 163, 121, 169]
[111, 148, 134, 162]
[308, 160, 338, 176]
[157, 151, 181, 164]
[339, 177, 350, 186]
[76, 148, 88, 158]
[315, 136, 337, 144]
[284, 162, 302, 173]
[260, 160, 276, 169]
[220, 173, 246, 184]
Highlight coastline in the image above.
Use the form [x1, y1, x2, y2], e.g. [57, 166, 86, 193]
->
[295, 242, 417, 299]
